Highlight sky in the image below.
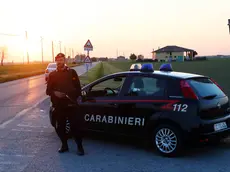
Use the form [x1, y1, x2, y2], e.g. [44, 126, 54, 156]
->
[0, 0, 230, 62]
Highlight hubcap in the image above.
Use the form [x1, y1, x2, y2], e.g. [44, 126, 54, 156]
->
[155, 128, 177, 154]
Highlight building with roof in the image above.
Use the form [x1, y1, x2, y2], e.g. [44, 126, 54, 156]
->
[152, 45, 197, 62]
[117, 56, 126, 61]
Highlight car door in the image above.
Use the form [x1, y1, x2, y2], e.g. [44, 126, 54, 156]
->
[116, 74, 168, 137]
[80, 74, 128, 133]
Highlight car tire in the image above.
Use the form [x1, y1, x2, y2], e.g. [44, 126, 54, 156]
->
[153, 124, 184, 157]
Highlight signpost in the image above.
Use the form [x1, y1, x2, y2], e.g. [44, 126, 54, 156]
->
[83, 39, 93, 76]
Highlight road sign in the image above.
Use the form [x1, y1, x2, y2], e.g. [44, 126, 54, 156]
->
[84, 56, 92, 63]
[84, 39, 93, 51]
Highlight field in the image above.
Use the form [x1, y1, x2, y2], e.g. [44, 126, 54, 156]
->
[97, 59, 230, 97]
[0, 62, 81, 83]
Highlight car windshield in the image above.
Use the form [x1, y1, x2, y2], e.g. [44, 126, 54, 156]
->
[48, 63, 56, 68]
[187, 78, 226, 99]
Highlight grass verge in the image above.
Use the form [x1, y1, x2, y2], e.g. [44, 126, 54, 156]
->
[101, 59, 230, 97]
[0, 62, 82, 83]
[79, 62, 104, 85]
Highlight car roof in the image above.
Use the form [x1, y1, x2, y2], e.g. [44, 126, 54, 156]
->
[108, 70, 205, 79]
[47, 63, 56, 66]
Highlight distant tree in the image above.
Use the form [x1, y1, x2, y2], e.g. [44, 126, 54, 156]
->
[137, 54, 144, 60]
[91, 57, 97, 62]
[130, 53, 137, 60]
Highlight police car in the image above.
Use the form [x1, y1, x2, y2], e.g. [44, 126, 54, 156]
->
[49, 63, 230, 157]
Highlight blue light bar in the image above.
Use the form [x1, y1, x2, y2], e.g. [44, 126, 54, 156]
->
[140, 63, 154, 72]
[130, 63, 142, 71]
[159, 63, 173, 72]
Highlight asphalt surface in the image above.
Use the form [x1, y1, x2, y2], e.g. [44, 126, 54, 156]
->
[1, 96, 230, 172]
[1, 62, 230, 171]
[0, 63, 98, 125]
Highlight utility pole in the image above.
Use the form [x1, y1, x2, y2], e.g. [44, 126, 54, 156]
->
[41, 36, 44, 63]
[69, 48, 71, 57]
[228, 19, 230, 34]
[64, 46, 66, 55]
[52, 41, 54, 62]
[59, 41, 62, 53]
[72, 48, 74, 58]
[25, 31, 29, 64]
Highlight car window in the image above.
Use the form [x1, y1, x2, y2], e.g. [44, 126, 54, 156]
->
[187, 78, 226, 98]
[88, 76, 127, 97]
[48, 63, 56, 68]
[167, 79, 183, 97]
[125, 76, 166, 97]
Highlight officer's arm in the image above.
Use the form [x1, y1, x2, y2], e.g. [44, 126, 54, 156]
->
[72, 69, 82, 96]
[46, 73, 54, 96]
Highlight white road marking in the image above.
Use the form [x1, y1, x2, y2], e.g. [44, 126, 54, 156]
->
[12, 129, 33, 132]
[0, 63, 98, 129]
[17, 124, 50, 128]
[0, 161, 21, 165]
[11, 129, 46, 132]
[0, 153, 34, 158]
[0, 96, 48, 129]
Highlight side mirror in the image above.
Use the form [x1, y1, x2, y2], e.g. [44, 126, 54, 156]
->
[81, 91, 87, 102]
[81, 91, 87, 96]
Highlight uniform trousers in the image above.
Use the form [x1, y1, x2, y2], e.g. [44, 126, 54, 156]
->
[54, 106, 83, 146]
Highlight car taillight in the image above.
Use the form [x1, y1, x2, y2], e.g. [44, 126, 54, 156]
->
[45, 69, 49, 73]
[210, 78, 225, 93]
[180, 80, 198, 100]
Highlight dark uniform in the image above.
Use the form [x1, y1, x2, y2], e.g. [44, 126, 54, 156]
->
[46, 53, 85, 156]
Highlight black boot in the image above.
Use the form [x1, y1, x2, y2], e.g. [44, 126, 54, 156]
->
[77, 145, 84, 156]
[58, 143, 69, 153]
[76, 139, 84, 156]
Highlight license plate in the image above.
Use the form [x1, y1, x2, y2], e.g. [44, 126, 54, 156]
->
[214, 122, 227, 131]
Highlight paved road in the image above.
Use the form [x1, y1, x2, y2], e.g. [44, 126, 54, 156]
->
[1, 98, 230, 172]
[0, 63, 98, 126]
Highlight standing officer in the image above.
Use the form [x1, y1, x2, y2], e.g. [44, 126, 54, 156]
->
[46, 53, 85, 156]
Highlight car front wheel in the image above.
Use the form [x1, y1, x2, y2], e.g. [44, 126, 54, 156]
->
[153, 124, 184, 157]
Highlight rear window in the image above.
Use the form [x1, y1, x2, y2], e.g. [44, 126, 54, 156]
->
[187, 78, 226, 98]
[48, 63, 56, 68]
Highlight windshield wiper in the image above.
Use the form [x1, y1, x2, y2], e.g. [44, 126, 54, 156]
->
[202, 94, 217, 100]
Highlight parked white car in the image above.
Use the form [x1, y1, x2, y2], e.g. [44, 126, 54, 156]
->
[45, 63, 57, 82]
